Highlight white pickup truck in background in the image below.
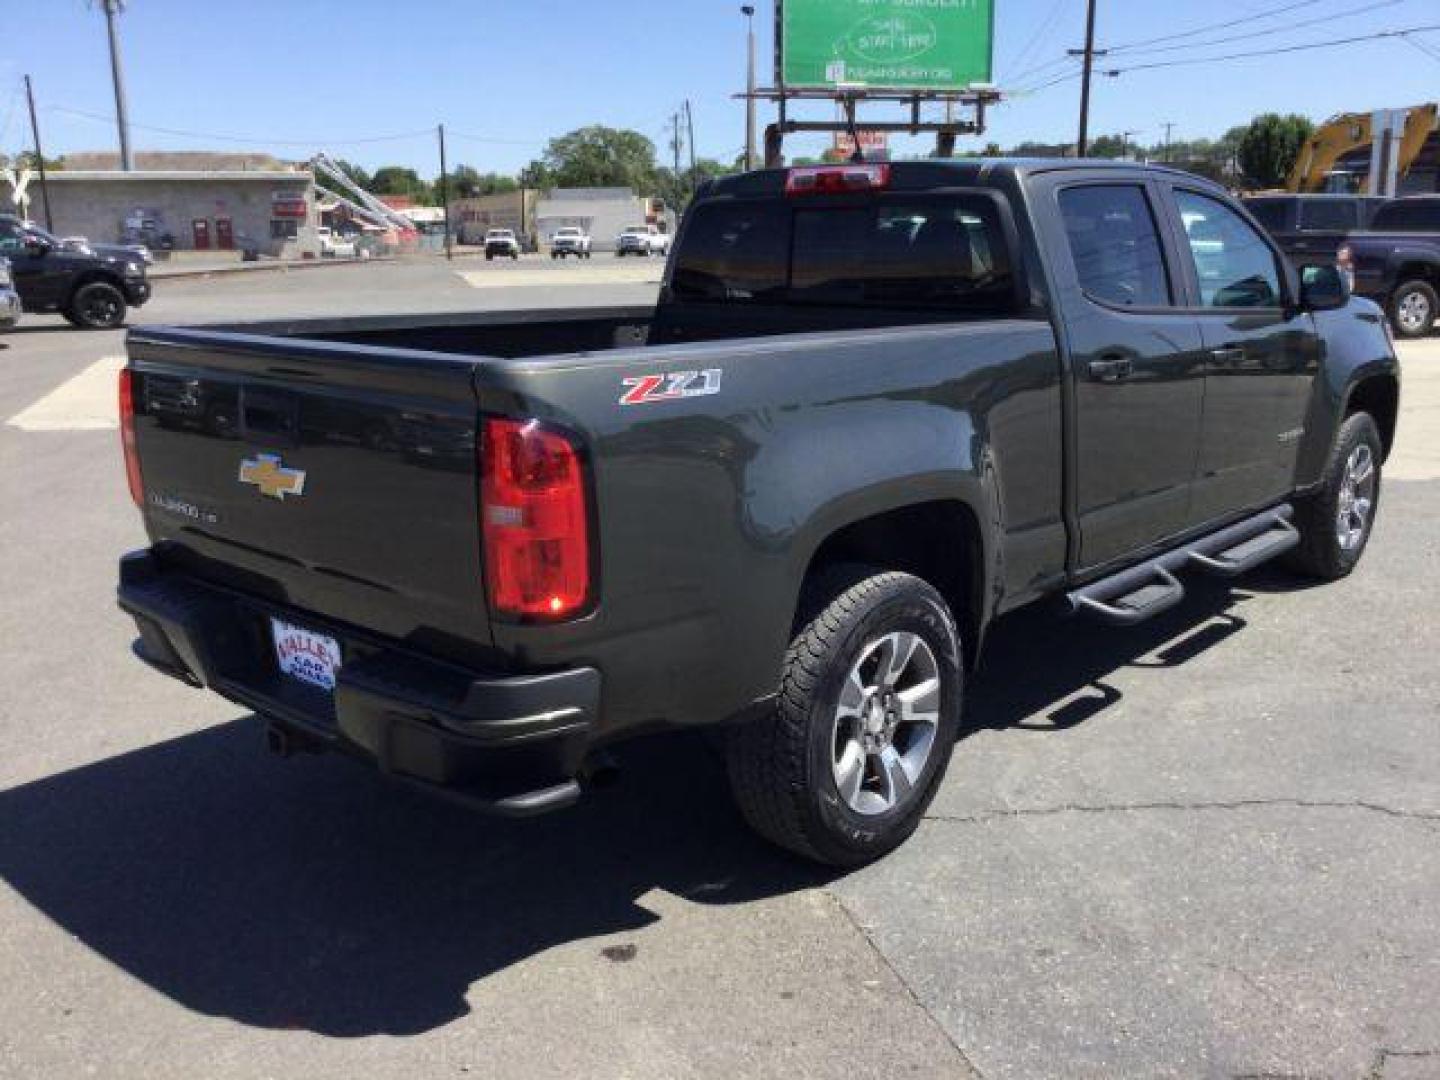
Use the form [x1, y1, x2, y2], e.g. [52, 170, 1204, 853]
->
[550, 227, 592, 259]
[615, 224, 670, 257]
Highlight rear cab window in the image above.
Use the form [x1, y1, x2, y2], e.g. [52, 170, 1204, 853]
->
[1371, 199, 1440, 232]
[1057, 184, 1172, 308]
[669, 194, 1016, 315]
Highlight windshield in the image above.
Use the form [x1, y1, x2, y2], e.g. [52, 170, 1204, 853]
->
[487, 230, 513, 238]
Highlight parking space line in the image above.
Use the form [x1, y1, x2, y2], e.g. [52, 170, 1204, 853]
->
[5, 355, 125, 432]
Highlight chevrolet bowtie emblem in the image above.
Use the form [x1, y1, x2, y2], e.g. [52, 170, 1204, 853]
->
[238, 453, 306, 500]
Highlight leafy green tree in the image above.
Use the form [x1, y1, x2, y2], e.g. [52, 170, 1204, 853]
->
[1237, 113, 1314, 188]
[370, 165, 433, 203]
[522, 126, 658, 191]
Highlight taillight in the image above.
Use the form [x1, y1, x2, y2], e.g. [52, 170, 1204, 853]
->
[118, 367, 143, 507]
[1336, 243, 1356, 291]
[785, 163, 891, 196]
[480, 418, 592, 620]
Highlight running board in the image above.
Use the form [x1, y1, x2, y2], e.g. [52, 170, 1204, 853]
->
[1068, 506, 1295, 626]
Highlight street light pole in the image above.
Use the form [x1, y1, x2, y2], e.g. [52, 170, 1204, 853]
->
[742, 5, 757, 171]
[101, 0, 135, 171]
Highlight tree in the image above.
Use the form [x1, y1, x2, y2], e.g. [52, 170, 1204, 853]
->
[1237, 113, 1313, 188]
[439, 165, 518, 199]
[522, 126, 658, 192]
[370, 165, 433, 204]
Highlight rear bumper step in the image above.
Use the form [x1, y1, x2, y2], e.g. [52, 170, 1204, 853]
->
[117, 549, 599, 816]
[1069, 506, 1298, 626]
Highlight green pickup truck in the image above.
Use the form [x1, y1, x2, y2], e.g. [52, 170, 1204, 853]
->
[116, 160, 1399, 866]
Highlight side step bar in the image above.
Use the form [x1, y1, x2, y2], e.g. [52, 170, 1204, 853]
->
[1068, 506, 1299, 627]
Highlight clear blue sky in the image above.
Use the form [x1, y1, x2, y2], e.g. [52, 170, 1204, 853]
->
[3, 0, 1438, 175]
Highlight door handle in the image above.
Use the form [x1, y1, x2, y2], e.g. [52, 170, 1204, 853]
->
[1087, 356, 1133, 382]
[1210, 345, 1247, 366]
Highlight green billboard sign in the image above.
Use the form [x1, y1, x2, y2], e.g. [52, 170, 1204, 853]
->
[780, 0, 995, 91]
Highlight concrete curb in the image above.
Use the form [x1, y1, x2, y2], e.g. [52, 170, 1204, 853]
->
[149, 256, 398, 281]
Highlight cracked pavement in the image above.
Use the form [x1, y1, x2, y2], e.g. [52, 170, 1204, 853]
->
[0, 270, 1436, 1079]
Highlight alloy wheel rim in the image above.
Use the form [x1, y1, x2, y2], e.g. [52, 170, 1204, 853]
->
[830, 631, 942, 816]
[85, 293, 121, 326]
[1336, 443, 1376, 552]
[1397, 291, 1431, 333]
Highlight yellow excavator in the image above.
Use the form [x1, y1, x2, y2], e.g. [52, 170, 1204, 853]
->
[1287, 103, 1439, 193]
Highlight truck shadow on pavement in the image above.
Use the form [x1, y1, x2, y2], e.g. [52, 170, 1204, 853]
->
[0, 576, 1270, 1039]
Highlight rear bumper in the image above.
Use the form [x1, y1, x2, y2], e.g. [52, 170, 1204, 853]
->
[117, 550, 600, 816]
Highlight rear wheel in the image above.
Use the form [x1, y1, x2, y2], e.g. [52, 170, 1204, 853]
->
[1286, 411, 1383, 580]
[726, 570, 962, 866]
[65, 282, 127, 330]
[1389, 280, 1437, 339]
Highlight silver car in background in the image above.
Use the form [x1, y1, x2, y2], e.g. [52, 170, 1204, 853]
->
[0, 257, 20, 330]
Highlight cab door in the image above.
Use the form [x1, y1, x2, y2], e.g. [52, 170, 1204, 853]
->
[1050, 179, 1209, 571]
[1158, 185, 1320, 524]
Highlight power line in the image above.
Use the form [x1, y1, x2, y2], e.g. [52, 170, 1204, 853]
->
[999, 0, 1071, 81]
[1102, 22, 1440, 74]
[44, 105, 439, 147]
[1106, 0, 1328, 52]
[1113, 0, 1403, 58]
[1403, 34, 1440, 62]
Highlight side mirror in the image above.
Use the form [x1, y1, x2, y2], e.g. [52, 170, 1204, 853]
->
[1299, 263, 1350, 311]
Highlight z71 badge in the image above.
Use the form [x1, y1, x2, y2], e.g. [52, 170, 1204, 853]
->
[619, 368, 722, 406]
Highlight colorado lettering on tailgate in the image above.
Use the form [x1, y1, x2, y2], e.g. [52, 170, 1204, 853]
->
[619, 368, 722, 405]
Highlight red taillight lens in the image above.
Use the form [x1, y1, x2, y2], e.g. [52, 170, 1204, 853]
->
[118, 367, 143, 507]
[785, 163, 891, 196]
[480, 418, 591, 620]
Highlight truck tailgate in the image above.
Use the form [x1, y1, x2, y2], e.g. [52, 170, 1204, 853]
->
[126, 328, 494, 663]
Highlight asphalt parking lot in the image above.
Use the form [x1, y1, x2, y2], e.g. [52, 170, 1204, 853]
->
[1, 259, 1437, 1080]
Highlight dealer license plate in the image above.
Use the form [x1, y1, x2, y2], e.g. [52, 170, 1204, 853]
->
[270, 617, 342, 692]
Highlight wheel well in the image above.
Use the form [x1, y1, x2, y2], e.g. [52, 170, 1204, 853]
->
[63, 271, 124, 308]
[1347, 375, 1398, 458]
[1394, 263, 1439, 290]
[799, 501, 986, 668]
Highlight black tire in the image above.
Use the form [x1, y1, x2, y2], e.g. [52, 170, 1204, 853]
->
[1286, 411, 1383, 580]
[726, 570, 963, 867]
[1388, 280, 1437, 339]
[65, 282, 127, 330]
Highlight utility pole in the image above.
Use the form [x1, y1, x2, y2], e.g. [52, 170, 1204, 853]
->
[742, 4, 757, 171]
[1162, 121, 1175, 162]
[101, 0, 135, 171]
[684, 99, 697, 201]
[671, 110, 682, 181]
[437, 124, 452, 261]
[23, 75, 53, 232]
[1069, 0, 1102, 157]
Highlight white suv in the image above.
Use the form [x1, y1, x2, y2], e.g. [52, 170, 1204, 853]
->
[484, 229, 521, 261]
[550, 227, 592, 259]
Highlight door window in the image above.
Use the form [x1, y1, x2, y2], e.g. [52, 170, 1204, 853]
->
[1058, 185, 1172, 308]
[1370, 198, 1440, 232]
[1175, 190, 1283, 308]
[1298, 200, 1357, 231]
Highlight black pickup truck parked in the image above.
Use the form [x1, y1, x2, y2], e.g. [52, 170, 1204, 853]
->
[1338, 195, 1440, 339]
[0, 214, 152, 329]
[117, 160, 1399, 866]
[1242, 193, 1389, 264]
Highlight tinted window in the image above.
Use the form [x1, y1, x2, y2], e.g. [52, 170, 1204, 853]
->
[1371, 199, 1440, 232]
[791, 200, 1012, 311]
[1245, 199, 1293, 233]
[1299, 200, 1357, 231]
[671, 196, 1013, 314]
[1176, 190, 1283, 308]
[669, 201, 788, 303]
[1058, 185, 1172, 307]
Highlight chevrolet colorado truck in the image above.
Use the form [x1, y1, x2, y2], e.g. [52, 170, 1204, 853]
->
[116, 161, 1399, 866]
[1337, 195, 1440, 339]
